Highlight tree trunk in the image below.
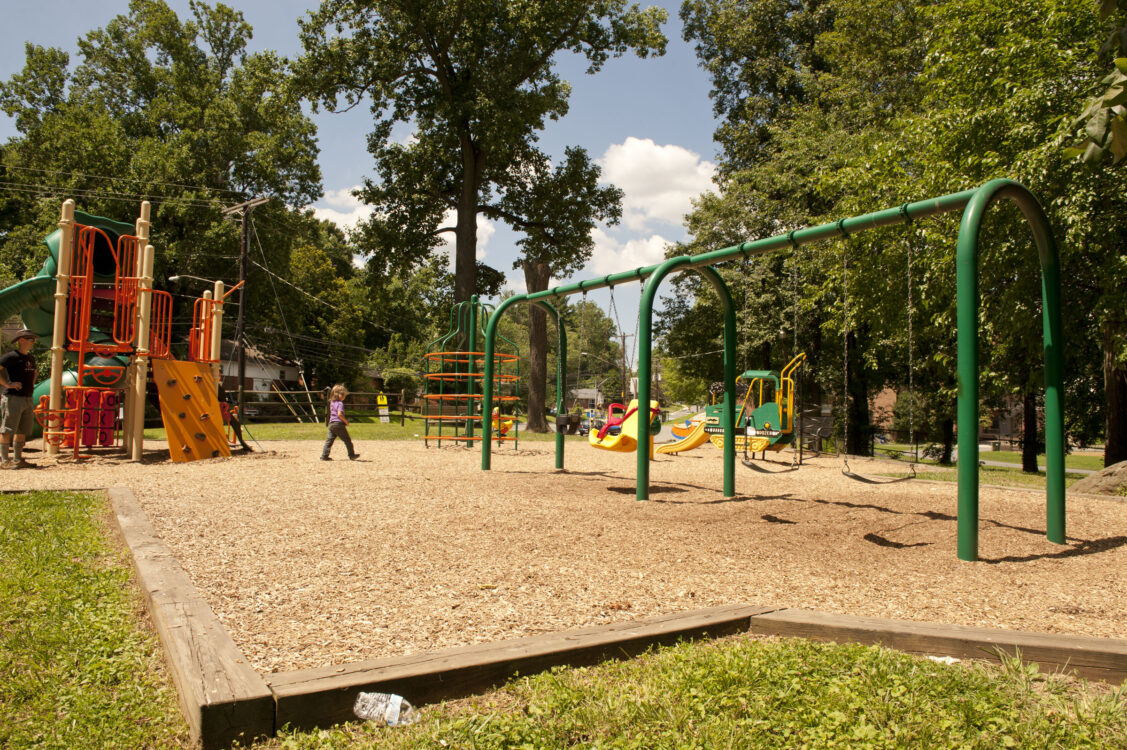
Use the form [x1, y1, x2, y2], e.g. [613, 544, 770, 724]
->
[845, 331, 870, 456]
[453, 138, 484, 306]
[523, 261, 551, 432]
[940, 417, 954, 464]
[1021, 392, 1039, 473]
[1105, 321, 1127, 466]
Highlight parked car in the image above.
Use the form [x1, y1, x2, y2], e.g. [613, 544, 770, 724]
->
[579, 418, 620, 437]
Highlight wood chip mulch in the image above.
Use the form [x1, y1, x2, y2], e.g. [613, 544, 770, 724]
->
[8, 440, 1126, 674]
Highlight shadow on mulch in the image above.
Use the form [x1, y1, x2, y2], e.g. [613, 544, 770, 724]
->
[980, 535, 1127, 564]
[863, 533, 931, 549]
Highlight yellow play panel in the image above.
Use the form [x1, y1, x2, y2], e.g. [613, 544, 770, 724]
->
[153, 359, 231, 462]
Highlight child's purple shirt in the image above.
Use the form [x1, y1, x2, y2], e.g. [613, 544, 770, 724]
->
[329, 400, 344, 423]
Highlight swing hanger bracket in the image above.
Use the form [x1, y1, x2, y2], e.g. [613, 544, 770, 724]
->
[898, 203, 914, 225]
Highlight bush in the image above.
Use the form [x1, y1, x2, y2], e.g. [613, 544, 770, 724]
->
[382, 367, 421, 397]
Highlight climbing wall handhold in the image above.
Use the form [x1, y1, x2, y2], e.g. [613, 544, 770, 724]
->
[153, 359, 231, 464]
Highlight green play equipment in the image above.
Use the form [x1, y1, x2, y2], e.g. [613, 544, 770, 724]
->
[479, 179, 1065, 562]
[0, 210, 138, 436]
[422, 296, 522, 448]
[703, 352, 806, 455]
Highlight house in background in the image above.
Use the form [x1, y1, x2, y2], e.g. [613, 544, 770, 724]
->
[218, 340, 301, 394]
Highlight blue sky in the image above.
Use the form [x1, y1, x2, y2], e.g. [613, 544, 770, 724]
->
[1, 1, 722, 364]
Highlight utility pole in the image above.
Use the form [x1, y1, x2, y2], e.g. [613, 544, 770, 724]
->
[222, 196, 268, 419]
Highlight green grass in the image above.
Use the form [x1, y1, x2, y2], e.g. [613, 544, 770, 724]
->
[3, 490, 1125, 749]
[874, 444, 1103, 472]
[905, 465, 1089, 490]
[984, 450, 1105, 472]
[0, 491, 189, 749]
[266, 637, 1127, 749]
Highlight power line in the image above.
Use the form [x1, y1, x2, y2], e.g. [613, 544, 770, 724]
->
[2, 164, 245, 196]
[0, 180, 220, 209]
[249, 257, 341, 311]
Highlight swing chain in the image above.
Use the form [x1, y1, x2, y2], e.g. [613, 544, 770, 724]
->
[907, 224, 916, 469]
[842, 245, 849, 462]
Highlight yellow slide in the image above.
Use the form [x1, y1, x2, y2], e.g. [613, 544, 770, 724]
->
[656, 419, 711, 454]
[588, 399, 660, 454]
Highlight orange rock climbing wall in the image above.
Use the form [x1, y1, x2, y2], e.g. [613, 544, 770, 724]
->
[152, 359, 232, 463]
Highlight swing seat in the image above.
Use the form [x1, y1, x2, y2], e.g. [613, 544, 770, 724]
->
[588, 399, 661, 454]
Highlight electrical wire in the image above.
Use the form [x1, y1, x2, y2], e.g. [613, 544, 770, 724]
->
[0, 180, 221, 209]
[249, 258, 341, 311]
[2, 164, 245, 196]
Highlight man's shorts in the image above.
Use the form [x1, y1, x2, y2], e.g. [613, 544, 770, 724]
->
[0, 395, 34, 436]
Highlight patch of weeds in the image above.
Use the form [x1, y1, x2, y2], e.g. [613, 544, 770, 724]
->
[0, 491, 189, 749]
[269, 635, 1127, 749]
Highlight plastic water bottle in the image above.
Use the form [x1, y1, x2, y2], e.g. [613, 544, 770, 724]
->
[353, 692, 419, 726]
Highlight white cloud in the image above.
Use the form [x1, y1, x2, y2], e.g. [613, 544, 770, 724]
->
[438, 210, 497, 270]
[503, 275, 527, 295]
[586, 227, 671, 277]
[310, 192, 498, 271]
[310, 186, 372, 231]
[599, 137, 716, 232]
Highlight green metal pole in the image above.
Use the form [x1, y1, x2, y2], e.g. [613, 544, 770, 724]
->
[638, 259, 693, 499]
[955, 179, 1067, 560]
[955, 202, 982, 561]
[698, 266, 738, 497]
[637, 259, 736, 500]
[535, 300, 566, 470]
[481, 294, 528, 470]
[516, 189, 979, 308]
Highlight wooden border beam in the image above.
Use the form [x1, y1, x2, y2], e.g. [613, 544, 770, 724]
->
[108, 487, 273, 749]
[102, 483, 1127, 746]
[745, 608, 1127, 684]
[267, 604, 776, 731]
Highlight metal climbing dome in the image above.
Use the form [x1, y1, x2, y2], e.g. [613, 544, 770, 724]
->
[422, 296, 521, 447]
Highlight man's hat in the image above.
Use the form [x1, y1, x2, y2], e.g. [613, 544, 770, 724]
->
[12, 328, 38, 340]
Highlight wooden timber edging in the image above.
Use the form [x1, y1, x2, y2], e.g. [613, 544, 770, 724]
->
[105, 484, 1127, 748]
[107, 487, 274, 750]
[745, 608, 1127, 684]
[265, 603, 779, 732]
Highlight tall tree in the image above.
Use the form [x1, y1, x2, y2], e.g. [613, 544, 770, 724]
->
[1069, 0, 1127, 164]
[672, 0, 930, 455]
[0, 0, 326, 367]
[901, 0, 1125, 464]
[296, 0, 665, 303]
[505, 147, 622, 429]
[297, 0, 665, 429]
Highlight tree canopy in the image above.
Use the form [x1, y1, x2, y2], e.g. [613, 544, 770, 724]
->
[667, 0, 1125, 463]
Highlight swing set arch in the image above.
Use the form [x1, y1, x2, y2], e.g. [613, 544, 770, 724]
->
[481, 179, 1064, 562]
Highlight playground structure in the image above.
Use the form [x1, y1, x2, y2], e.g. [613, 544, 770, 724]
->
[479, 179, 1067, 562]
[657, 353, 806, 456]
[588, 398, 662, 454]
[0, 199, 241, 462]
[710, 352, 806, 454]
[422, 297, 522, 448]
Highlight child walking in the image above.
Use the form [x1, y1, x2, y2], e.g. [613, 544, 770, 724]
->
[321, 384, 359, 461]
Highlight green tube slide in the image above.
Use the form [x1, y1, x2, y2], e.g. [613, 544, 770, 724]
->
[1, 210, 137, 436]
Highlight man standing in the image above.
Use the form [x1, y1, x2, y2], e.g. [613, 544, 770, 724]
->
[1, 328, 38, 469]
